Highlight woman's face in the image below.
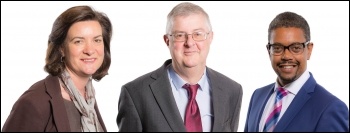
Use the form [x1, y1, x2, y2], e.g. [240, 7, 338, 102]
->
[63, 20, 104, 78]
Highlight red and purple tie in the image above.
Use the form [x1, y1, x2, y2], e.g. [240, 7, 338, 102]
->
[263, 87, 288, 132]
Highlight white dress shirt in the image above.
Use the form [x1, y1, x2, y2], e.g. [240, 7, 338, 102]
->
[259, 70, 310, 132]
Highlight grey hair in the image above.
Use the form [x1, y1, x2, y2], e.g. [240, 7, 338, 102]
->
[166, 2, 212, 34]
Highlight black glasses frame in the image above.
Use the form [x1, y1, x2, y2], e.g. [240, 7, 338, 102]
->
[266, 41, 310, 55]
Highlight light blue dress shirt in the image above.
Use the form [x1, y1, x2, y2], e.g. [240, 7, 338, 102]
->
[167, 66, 213, 132]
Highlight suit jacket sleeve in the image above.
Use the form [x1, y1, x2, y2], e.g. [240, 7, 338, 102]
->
[117, 85, 142, 132]
[315, 99, 349, 132]
[2, 92, 46, 132]
[231, 84, 243, 131]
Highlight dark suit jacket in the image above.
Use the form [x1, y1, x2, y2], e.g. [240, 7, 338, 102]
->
[2, 75, 107, 132]
[117, 59, 243, 132]
[244, 72, 349, 132]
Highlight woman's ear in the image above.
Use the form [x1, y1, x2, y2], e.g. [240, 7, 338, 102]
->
[60, 47, 65, 57]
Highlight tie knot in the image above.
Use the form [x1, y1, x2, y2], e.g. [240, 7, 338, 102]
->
[276, 87, 288, 100]
[182, 83, 200, 100]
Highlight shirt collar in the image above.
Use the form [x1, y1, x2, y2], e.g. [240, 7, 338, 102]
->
[168, 66, 208, 92]
[274, 70, 310, 95]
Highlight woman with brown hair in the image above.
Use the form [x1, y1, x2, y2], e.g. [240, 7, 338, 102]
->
[2, 5, 112, 132]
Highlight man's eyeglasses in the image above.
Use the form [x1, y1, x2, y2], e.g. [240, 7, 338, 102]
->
[266, 41, 310, 55]
[168, 32, 210, 42]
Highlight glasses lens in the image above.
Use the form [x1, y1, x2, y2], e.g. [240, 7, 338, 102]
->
[289, 43, 304, 54]
[174, 33, 185, 41]
[271, 45, 283, 55]
[193, 32, 206, 41]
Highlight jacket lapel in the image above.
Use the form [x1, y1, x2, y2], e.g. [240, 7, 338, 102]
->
[274, 73, 316, 132]
[255, 85, 275, 131]
[45, 75, 71, 132]
[149, 60, 186, 132]
[208, 69, 226, 131]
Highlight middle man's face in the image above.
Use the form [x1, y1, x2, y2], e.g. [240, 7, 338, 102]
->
[166, 13, 213, 70]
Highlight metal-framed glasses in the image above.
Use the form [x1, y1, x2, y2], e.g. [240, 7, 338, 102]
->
[267, 41, 310, 55]
[168, 32, 210, 42]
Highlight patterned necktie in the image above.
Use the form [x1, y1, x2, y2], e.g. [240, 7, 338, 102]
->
[182, 83, 202, 132]
[263, 87, 288, 132]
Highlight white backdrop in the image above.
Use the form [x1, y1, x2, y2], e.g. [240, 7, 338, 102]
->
[1, 1, 349, 132]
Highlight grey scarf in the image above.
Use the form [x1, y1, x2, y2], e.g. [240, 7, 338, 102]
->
[59, 70, 102, 132]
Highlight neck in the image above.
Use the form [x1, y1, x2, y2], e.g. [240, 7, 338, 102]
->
[65, 68, 90, 95]
[172, 64, 205, 84]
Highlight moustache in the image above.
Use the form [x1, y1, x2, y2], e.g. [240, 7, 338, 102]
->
[277, 61, 299, 66]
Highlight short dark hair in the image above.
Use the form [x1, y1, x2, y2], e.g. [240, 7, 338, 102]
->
[268, 11, 310, 42]
[44, 5, 112, 81]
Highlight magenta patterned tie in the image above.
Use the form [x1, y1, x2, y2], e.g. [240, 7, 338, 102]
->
[263, 87, 288, 132]
[182, 83, 202, 132]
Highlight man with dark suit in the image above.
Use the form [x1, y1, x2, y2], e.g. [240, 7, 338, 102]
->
[244, 11, 349, 132]
[117, 2, 243, 132]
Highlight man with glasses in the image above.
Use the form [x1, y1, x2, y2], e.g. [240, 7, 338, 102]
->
[117, 2, 243, 132]
[244, 11, 349, 132]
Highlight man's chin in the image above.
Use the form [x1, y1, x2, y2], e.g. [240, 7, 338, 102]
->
[278, 74, 297, 85]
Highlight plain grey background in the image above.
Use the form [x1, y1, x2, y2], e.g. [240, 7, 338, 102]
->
[1, 1, 349, 132]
